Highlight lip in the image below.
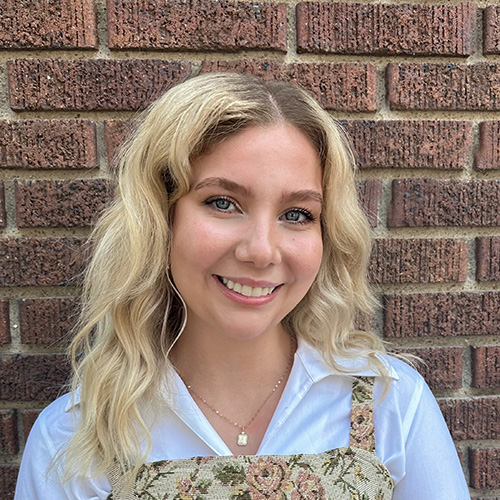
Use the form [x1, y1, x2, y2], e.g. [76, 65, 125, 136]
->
[213, 275, 282, 306]
[217, 275, 281, 288]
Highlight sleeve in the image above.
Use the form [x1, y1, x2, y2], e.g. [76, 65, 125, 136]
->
[392, 376, 470, 500]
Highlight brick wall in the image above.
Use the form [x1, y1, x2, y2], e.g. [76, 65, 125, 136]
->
[1, 1, 499, 498]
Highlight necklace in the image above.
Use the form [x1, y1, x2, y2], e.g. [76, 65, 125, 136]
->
[185, 335, 295, 447]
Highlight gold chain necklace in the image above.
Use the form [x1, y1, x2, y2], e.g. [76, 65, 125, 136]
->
[185, 335, 295, 447]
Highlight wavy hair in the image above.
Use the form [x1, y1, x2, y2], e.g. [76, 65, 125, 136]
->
[63, 72, 386, 482]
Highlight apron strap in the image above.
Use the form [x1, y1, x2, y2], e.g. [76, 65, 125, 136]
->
[107, 463, 135, 500]
[349, 376, 376, 452]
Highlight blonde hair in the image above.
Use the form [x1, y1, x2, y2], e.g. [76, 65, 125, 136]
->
[64, 73, 386, 482]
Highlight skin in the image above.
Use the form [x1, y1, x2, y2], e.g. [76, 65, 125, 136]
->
[170, 123, 323, 454]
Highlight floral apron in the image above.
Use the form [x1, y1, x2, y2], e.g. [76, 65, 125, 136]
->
[108, 377, 394, 499]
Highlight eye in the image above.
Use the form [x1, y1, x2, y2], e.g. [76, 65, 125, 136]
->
[282, 209, 315, 224]
[205, 196, 238, 213]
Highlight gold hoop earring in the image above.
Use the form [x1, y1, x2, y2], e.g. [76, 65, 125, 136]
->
[165, 266, 187, 357]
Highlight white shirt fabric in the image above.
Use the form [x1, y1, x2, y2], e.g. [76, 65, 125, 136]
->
[15, 337, 470, 500]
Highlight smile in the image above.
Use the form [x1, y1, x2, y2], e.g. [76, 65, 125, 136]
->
[217, 276, 278, 298]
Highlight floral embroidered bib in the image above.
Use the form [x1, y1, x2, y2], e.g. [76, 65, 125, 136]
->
[108, 377, 394, 499]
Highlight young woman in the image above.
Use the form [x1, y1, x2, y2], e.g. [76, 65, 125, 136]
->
[15, 73, 469, 499]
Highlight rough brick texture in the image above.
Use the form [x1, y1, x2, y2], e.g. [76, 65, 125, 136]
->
[484, 7, 500, 55]
[0, 354, 70, 401]
[0, 238, 85, 287]
[476, 121, 500, 170]
[390, 179, 500, 227]
[357, 180, 381, 228]
[470, 449, 500, 489]
[0, 301, 9, 345]
[8, 59, 191, 111]
[200, 60, 377, 111]
[0, 467, 18, 500]
[19, 297, 79, 345]
[387, 63, 500, 111]
[108, 0, 286, 51]
[0, 182, 5, 227]
[369, 239, 468, 284]
[297, 3, 475, 56]
[105, 120, 136, 167]
[15, 179, 114, 228]
[384, 292, 500, 338]
[472, 346, 500, 388]
[0, 120, 97, 170]
[439, 397, 500, 441]
[21, 410, 40, 441]
[0, 411, 18, 456]
[477, 237, 500, 282]
[392, 347, 463, 390]
[0, 0, 97, 49]
[343, 120, 472, 170]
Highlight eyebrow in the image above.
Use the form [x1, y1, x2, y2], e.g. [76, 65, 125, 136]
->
[194, 176, 323, 205]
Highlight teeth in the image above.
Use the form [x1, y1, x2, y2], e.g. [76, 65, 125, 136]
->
[219, 277, 276, 298]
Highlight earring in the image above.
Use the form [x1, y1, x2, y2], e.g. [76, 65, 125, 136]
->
[165, 265, 187, 357]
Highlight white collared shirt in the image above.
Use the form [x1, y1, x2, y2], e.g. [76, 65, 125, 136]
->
[15, 337, 470, 499]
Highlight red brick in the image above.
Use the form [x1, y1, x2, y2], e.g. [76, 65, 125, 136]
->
[477, 237, 500, 282]
[387, 63, 500, 111]
[0, 354, 70, 401]
[8, 59, 191, 111]
[357, 180, 381, 228]
[15, 179, 114, 228]
[0, 0, 97, 49]
[0, 238, 86, 287]
[391, 347, 463, 391]
[0, 301, 9, 345]
[369, 239, 468, 284]
[297, 3, 475, 56]
[484, 7, 500, 55]
[105, 120, 136, 168]
[19, 297, 79, 345]
[0, 182, 5, 227]
[476, 121, 500, 170]
[0, 466, 18, 500]
[470, 448, 500, 489]
[384, 292, 500, 338]
[108, 0, 286, 51]
[21, 410, 40, 441]
[390, 179, 500, 227]
[200, 60, 377, 112]
[439, 397, 500, 441]
[0, 410, 18, 455]
[0, 120, 97, 170]
[472, 346, 500, 388]
[343, 120, 472, 170]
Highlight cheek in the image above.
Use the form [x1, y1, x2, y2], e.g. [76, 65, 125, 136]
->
[289, 234, 323, 281]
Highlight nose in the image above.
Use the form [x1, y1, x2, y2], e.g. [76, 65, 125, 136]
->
[234, 217, 282, 268]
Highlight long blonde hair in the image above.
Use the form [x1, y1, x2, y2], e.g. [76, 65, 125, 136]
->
[64, 73, 385, 481]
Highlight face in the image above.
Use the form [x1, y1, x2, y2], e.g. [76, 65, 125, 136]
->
[170, 124, 323, 344]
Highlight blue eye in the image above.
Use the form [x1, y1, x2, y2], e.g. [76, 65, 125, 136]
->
[214, 198, 231, 210]
[283, 209, 314, 224]
[205, 196, 237, 212]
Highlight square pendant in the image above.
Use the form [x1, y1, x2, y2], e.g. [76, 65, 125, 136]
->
[237, 432, 248, 446]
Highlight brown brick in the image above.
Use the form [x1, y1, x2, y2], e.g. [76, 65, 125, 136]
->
[21, 410, 40, 441]
[472, 346, 500, 388]
[297, 3, 475, 56]
[369, 239, 468, 284]
[105, 120, 136, 168]
[200, 60, 377, 112]
[8, 59, 191, 111]
[390, 179, 500, 227]
[357, 180, 381, 228]
[0, 466, 18, 500]
[343, 120, 472, 170]
[0, 410, 18, 455]
[0, 354, 70, 401]
[476, 121, 500, 170]
[15, 179, 114, 228]
[0, 238, 85, 287]
[108, 0, 286, 51]
[392, 347, 463, 391]
[384, 292, 500, 338]
[477, 237, 500, 282]
[439, 397, 500, 441]
[0, 0, 97, 49]
[484, 7, 500, 55]
[470, 448, 500, 489]
[0, 182, 5, 227]
[0, 301, 9, 345]
[19, 297, 79, 345]
[0, 120, 97, 170]
[387, 63, 500, 111]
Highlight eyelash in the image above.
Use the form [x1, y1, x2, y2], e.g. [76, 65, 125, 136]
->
[204, 196, 316, 225]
